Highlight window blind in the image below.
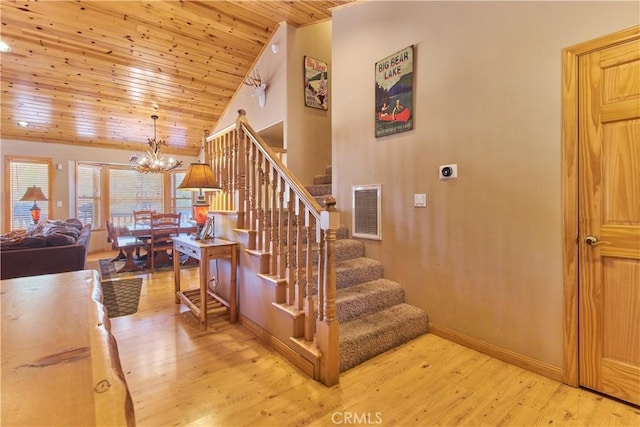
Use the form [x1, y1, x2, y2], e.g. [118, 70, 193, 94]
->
[8, 159, 50, 230]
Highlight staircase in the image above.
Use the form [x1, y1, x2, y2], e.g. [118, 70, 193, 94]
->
[207, 114, 428, 384]
[307, 166, 429, 371]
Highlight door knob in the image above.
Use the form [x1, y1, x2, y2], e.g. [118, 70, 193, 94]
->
[585, 235, 611, 246]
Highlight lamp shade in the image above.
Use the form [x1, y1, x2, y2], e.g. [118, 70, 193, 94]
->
[177, 163, 220, 191]
[20, 185, 48, 202]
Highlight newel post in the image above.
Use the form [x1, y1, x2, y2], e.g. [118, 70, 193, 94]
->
[316, 196, 340, 386]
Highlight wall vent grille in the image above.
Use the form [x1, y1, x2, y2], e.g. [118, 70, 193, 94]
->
[352, 184, 382, 240]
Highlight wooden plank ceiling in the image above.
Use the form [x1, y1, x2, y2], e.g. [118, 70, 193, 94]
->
[0, 0, 352, 157]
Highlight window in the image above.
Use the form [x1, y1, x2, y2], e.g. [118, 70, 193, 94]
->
[76, 163, 103, 229]
[108, 167, 163, 226]
[5, 156, 52, 231]
[170, 171, 193, 220]
[73, 163, 190, 229]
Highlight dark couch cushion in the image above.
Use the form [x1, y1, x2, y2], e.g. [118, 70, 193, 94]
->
[46, 232, 76, 246]
[0, 234, 47, 250]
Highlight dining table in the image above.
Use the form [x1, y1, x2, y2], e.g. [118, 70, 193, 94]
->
[123, 221, 198, 238]
[115, 221, 199, 272]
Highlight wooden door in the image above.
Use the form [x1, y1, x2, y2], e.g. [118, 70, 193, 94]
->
[578, 37, 640, 405]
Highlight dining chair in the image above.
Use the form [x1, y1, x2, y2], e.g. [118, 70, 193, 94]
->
[132, 210, 155, 258]
[133, 210, 156, 225]
[149, 213, 181, 272]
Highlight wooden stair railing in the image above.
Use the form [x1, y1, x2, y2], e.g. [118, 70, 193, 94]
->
[204, 110, 340, 386]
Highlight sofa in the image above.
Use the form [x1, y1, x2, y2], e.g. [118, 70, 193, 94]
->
[0, 219, 92, 280]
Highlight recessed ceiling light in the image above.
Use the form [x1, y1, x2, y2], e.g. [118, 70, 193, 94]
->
[0, 41, 11, 53]
[17, 121, 29, 127]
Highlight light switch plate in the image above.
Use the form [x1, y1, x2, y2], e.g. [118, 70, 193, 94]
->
[414, 193, 426, 208]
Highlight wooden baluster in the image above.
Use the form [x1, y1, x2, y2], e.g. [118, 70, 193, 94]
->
[257, 151, 265, 252]
[222, 134, 235, 210]
[211, 138, 224, 210]
[235, 127, 245, 227]
[240, 133, 253, 230]
[305, 214, 316, 341]
[317, 228, 325, 321]
[250, 143, 257, 231]
[295, 198, 304, 311]
[208, 137, 215, 210]
[270, 168, 278, 276]
[277, 176, 286, 279]
[263, 163, 271, 256]
[286, 188, 295, 305]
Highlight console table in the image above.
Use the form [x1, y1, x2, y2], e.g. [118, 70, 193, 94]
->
[0, 270, 135, 426]
[173, 235, 238, 330]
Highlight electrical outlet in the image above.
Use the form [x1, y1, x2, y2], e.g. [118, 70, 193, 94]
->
[413, 193, 426, 207]
[439, 164, 458, 180]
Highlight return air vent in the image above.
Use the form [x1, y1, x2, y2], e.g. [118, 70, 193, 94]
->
[352, 184, 382, 240]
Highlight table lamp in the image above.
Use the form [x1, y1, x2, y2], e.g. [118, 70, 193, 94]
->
[20, 185, 48, 224]
[177, 163, 220, 238]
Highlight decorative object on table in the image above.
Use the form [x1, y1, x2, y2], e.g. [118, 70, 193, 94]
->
[100, 278, 143, 318]
[19, 185, 48, 224]
[198, 212, 215, 240]
[375, 45, 414, 138]
[177, 162, 221, 239]
[242, 69, 267, 108]
[129, 114, 183, 173]
[304, 56, 328, 110]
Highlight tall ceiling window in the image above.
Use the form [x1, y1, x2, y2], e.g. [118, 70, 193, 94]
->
[5, 156, 52, 231]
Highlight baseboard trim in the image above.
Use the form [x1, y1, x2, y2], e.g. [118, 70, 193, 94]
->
[239, 313, 316, 378]
[429, 323, 564, 383]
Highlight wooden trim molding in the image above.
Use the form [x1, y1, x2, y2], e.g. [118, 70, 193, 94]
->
[561, 25, 640, 387]
[429, 323, 563, 383]
[239, 313, 316, 379]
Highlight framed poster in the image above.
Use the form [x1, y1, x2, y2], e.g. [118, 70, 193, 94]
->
[304, 56, 328, 110]
[375, 45, 414, 137]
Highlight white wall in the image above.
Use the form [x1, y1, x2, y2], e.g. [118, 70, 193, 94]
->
[214, 21, 333, 185]
[331, 1, 639, 368]
[215, 24, 288, 133]
[286, 20, 333, 185]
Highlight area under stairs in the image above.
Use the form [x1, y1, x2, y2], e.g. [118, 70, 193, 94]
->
[308, 165, 429, 372]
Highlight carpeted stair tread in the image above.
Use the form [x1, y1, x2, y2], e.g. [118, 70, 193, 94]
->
[313, 174, 332, 185]
[339, 303, 429, 372]
[299, 239, 363, 266]
[309, 257, 384, 292]
[335, 257, 384, 289]
[336, 279, 405, 322]
[307, 183, 332, 197]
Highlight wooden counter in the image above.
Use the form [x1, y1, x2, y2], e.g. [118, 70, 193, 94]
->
[1, 270, 135, 426]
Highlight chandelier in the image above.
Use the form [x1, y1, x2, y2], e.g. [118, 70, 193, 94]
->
[129, 115, 182, 173]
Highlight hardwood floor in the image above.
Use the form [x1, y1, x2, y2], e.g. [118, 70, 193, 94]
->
[88, 251, 640, 427]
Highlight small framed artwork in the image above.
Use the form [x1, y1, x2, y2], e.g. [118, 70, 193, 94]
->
[304, 56, 329, 110]
[198, 213, 215, 240]
[375, 45, 414, 138]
